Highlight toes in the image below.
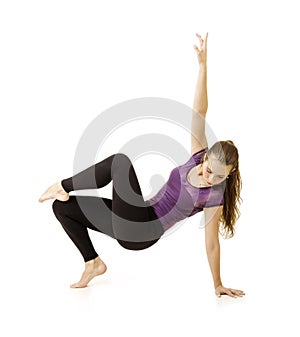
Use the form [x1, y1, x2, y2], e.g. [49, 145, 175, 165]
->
[39, 190, 53, 202]
[70, 283, 87, 288]
[39, 195, 51, 202]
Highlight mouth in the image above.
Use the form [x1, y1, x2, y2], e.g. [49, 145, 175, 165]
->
[206, 180, 213, 186]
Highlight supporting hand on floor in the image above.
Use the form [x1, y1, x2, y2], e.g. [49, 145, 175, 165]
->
[215, 284, 245, 298]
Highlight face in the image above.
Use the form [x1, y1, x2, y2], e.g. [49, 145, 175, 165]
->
[200, 154, 233, 186]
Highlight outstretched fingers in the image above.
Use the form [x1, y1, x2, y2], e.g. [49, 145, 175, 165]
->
[195, 32, 208, 52]
[193, 32, 208, 65]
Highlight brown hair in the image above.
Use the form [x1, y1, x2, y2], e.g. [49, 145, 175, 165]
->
[206, 140, 242, 238]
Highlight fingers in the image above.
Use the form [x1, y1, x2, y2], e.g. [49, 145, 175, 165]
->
[216, 288, 246, 298]
[231, 289, 246, 297]
[225, 289, 245, 298]
[195, 32, 208, 50]
[204, 32, 208, 50]
[193, 44, 201, 54]
[224, 289, 237, 298]
[204, 32, 208, 44]
[196, 32, 203, 42]
[195, 33, 204, 51]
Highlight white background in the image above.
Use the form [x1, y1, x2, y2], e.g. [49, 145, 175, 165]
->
[1, 0, 299, 336]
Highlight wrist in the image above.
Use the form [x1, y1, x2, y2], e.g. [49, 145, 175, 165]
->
[198, 62, 207, 71]
[214, 282, 222, 290]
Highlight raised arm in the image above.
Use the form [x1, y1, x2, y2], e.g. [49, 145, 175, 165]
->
[191, 32, 208, 156]
[193, 32, 208, 114]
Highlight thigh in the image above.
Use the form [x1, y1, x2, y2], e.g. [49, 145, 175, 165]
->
[54, 195, 115, 239]
[111, 153, 151, 221]
[111, 153, 164, 242]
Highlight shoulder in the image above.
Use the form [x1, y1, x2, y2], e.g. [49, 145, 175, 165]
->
[190, 147, 208, 163]
[191, 147, 208, 158]
[204, 206, 223, 244]
[204, 205, 223, 221]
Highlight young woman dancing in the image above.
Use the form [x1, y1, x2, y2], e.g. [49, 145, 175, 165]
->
[39, 32, 245, 298]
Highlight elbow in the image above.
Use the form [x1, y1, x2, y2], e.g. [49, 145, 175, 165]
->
[193, 108, 207, 117]
[205, 240, 220, 253]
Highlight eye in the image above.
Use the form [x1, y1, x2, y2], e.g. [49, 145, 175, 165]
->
[218, 175, 224, 179]
[206, 168, 212, 173]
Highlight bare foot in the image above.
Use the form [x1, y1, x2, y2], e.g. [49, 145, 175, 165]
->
[39, 181, 69, 203]
[70, 257, 107, 288]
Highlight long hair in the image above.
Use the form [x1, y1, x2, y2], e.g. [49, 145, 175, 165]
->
[206, 140, 242, 238]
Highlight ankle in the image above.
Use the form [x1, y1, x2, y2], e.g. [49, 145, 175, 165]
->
[58, 181, 68, 194]
[84, 257, 98, 267]
[85, 259, 95, 266]
[95, 256, 106, 265]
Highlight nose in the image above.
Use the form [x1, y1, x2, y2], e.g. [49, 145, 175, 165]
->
[207, 174, 214, 184]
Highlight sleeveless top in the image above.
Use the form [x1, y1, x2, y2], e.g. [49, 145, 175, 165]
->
[145, 148, 225, 232]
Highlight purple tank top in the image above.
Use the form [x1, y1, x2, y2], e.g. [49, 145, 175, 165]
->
[146, 148, 225, 232]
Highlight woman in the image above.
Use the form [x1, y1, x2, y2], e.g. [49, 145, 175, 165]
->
[39, 32, 245, 298]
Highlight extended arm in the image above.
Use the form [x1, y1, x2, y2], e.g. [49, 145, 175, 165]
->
[206, 242, 222, 289]
[204, 206, 222, 289]
[193, 64, 207, 115]
[204, 206, 245, 298]
[193, 32, 208, 114]
[191, 33, 208, 155]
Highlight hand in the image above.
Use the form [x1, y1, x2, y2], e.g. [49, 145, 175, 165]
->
[193, 32, 208, 65]
[215, 285, 245, 298]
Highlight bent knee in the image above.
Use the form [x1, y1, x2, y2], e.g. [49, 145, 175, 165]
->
[52, 199, 66, 216]
[114, 152, 131, 162]
[111, 153, 132, 172]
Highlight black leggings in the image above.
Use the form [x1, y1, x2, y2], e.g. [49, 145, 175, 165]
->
[52, 153, 164, 262]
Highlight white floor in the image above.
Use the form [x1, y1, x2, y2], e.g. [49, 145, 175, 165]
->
[2, 195, 299, 337]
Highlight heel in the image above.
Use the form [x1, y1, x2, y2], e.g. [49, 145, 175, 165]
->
[56, 192, 70, 202]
